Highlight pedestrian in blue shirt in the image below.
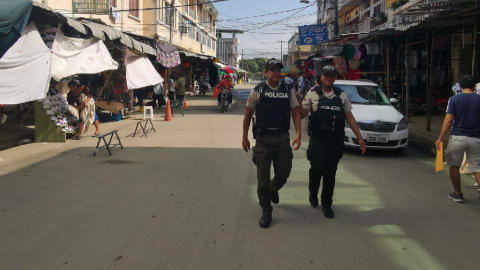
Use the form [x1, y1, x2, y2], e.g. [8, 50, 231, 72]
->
[436, 75, 480, 203]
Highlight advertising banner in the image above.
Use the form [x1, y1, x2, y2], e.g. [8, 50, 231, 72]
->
[299, 24, 328, 45]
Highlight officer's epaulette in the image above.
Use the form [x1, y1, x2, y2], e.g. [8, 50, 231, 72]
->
[333, 86, 344, 96]
[254, 82, 267, 93]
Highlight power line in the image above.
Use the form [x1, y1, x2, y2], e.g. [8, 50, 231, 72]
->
[114, 0, 230, 12]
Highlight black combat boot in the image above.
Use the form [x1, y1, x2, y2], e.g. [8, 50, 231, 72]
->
[321, 206, 334, 219]
[309, 194, 318, 208]
[270, 190, 279, 204]
[259, 213, 272, 228]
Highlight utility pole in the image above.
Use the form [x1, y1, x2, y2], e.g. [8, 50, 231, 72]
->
[277, 40, 285, 63]
[168, 0, 176, 98]
[297, 31, 300, 62]
[334, 0, 339, 37]
[169, 0, 176, 45]
[242, 50, 244, 70]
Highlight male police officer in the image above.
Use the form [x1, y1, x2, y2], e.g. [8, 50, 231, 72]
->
[297, 65, 366, 218]
[242, 58, 302, 228]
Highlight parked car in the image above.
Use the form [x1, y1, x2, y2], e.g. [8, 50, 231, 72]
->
[334, 80, 409, 150]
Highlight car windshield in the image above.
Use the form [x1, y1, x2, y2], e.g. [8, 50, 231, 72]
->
[335, 84, 390, 105]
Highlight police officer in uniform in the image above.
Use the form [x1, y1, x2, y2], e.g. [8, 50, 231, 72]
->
[242, 58, 302, 228]
[297, 65, 366, 218]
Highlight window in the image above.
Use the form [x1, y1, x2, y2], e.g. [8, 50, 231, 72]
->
[196, 27, 201, 42]
[178, 16, 185, 32]
[188, 23, 195, 39]
[157, 0, 164, 23]
[336, 85, 390, 105]
[165, 6, 172, 26]
[129, 0, 139, 18]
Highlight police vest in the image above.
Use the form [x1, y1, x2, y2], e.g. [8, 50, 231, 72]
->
[254, 82, 291, 130]
[309, 86, 345, 138]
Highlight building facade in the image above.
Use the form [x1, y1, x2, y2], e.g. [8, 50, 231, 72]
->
[35, 0, 218, 57]
[216, 30, 243, 68]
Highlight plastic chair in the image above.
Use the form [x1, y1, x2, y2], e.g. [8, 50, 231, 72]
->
[170, 100, 185, 117]
[143, 106, 154, 120]
[109, 110, 122, 121]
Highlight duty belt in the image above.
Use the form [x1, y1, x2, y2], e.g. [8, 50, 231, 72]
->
[262, 128, 288, 136]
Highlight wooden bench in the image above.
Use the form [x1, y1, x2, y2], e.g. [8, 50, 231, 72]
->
[93, 130, 123, 156]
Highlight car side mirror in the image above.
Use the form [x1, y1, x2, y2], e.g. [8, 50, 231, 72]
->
[390, 98, 398, 104]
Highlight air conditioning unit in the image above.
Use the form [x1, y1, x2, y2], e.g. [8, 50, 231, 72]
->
[179, 25, 189, 34]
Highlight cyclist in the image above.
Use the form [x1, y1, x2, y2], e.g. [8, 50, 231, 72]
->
[216, 74, 234, 107]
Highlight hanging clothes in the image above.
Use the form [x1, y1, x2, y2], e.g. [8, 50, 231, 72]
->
[353, 44, 362, 59]
[349, 68, 362, 80]
[366, 42, 380, 55]
[348, 59, 361, 69]
[0, 22, 51, 104]
[341, 44, 355, 61]
[155, 44, 181, 68]
[332, 56, 349, 79]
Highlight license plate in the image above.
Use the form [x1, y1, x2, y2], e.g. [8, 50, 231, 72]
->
[367, 134, 388, 143]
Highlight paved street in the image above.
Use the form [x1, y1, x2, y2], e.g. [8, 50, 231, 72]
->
[0, 84, 479, 270]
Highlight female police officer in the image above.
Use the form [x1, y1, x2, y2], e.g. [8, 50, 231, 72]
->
[242, 58, 302, 228]
[296, 65, 366, 219]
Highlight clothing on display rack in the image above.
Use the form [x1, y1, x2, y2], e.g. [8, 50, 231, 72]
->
[332, 56, 348, 79]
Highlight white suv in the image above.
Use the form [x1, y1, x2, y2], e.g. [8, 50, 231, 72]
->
[334, 80, 408, 150]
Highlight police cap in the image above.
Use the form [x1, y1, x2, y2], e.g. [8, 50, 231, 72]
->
[264, 58, 284, 71]
[321, 65, 338, 76]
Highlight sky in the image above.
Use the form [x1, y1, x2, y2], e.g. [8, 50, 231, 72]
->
[212, 0, 319, 59]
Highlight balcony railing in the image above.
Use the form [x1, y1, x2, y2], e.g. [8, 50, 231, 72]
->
[392, 0, 448, 28]
[358, 17, 371, 33]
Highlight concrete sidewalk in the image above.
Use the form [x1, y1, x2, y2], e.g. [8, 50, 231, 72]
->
[407, 114, 449, 156]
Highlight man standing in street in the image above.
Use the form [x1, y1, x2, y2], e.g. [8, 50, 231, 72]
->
[168, 75, 176, 102]
[436, 74, 480, 203]
[242, 58, 302, 228]
[296, 65, 365, 218]
[152, 83, 165, 109]
[175, 73, 186, 101]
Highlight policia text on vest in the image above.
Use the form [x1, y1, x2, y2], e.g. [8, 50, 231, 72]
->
[242, 58, 302, 229]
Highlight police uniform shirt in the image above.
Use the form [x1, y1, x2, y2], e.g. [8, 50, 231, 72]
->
[246, 82, 299, 109]
[302, 88, 353, 113]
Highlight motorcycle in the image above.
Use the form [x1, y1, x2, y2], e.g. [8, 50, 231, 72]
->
[220, 87, 228, 113]
[199, 78, 209, 95]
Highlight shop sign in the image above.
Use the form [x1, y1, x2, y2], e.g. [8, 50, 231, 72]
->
[298, 24, 328, 45]
[72, 0, 109, 14]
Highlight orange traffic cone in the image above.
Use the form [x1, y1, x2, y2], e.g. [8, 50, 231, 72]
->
[183, 98, 187, 108]
[213, 86, 218, 99]
[164, 100, 173, 121]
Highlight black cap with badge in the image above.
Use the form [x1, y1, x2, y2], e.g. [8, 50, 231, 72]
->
[320, 65, 338, 76]
[264, 58, 284, 71]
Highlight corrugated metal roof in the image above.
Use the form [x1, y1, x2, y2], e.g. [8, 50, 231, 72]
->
[66, 17, 87, 35]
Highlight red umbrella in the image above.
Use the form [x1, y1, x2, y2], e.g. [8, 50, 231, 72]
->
[221, 65, 238, 73]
